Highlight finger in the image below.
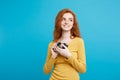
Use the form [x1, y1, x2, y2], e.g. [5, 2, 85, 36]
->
[51, 48, 54, 54]
[51, 43, 57, 52]
[52, 48, 57, 53]
[56, 46, 61, 52]
[52, 43, 56, 48]
[52, 43, 57, 51]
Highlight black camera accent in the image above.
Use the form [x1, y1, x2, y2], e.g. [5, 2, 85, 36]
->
[57, 42, 68, 49]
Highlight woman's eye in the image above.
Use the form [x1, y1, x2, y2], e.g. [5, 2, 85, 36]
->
[70, 19, 73, 22]
[62, 18, 66, 21]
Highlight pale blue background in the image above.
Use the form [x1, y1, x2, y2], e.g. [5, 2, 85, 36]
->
[0, 0, 120, 80]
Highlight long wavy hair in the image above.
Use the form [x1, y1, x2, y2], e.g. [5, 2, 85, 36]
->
[53, 9, 81, 42]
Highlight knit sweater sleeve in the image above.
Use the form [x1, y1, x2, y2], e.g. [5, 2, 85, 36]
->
[66, 38, 87, 73]
[43, 42, 56, 74]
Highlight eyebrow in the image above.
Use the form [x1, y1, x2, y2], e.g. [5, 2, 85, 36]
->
[62, 17, 73, 19]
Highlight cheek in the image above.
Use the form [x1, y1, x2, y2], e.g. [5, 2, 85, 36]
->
[61, 21, 64, 25]
[70, 22, 74, 26]
[70, 21, 74, 24]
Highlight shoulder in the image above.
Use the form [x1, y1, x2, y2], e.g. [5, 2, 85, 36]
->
[74, 37, 84, 43]
[74, 37, 85, 49]
[74, 37, 85, 46]
[48, 41, 55, 48]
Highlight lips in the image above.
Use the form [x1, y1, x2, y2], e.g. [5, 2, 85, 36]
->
[63, 24, 70, 28]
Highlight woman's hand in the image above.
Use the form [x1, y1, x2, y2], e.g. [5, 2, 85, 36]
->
[51, 43, 58, 59]
[56, 44, 71, 58]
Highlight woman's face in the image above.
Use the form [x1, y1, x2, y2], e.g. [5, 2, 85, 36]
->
[61, 13, 74, 31]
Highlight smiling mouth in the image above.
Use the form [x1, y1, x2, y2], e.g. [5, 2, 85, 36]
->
[63, 25, 70, 27]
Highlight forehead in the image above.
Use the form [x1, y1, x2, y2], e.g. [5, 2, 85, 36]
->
[62, 13, 73, 18]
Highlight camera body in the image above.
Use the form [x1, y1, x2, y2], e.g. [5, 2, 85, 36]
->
[57, 42, 68, 49]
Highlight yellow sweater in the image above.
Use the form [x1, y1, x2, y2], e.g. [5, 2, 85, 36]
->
[44, 37, 86, 80]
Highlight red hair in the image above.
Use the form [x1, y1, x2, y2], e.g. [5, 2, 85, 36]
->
[53, 9, 81, 42]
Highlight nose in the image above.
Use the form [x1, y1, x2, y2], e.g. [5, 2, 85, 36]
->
[65, 20, 69, 24]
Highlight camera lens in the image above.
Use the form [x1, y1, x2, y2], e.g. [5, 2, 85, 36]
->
[57, 42, 68, 49]
[57, 42, 61, 47]
[63, 43, 68, 47]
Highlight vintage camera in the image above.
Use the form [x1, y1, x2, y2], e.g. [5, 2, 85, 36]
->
[57, 42, 68, 49]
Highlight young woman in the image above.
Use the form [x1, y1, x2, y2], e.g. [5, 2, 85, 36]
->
[43, 9, 87, 80]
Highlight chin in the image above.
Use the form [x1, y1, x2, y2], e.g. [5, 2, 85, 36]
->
[63, 27, 72, 30]
[61, 26, 72, 31]
[62, 29, 71, 31]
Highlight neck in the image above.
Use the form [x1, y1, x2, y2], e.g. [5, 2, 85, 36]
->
[61, 30, 71, 40]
